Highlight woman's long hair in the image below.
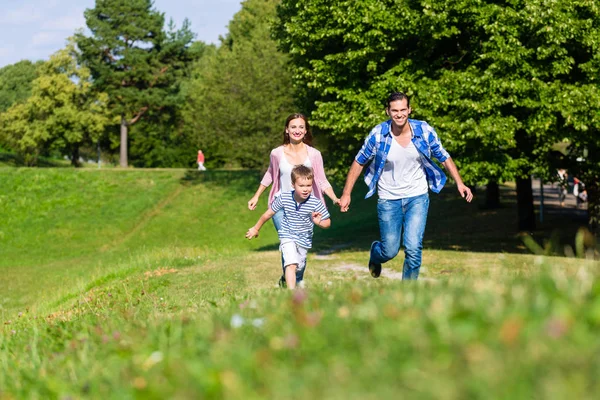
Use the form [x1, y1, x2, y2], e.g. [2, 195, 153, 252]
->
[282, 113, 313, 146]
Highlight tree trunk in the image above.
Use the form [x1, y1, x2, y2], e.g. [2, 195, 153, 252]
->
[120, 115, 128, 167]
[71, 144, 80, 167]
[516, 175, 536, 231]
[485, 181, 501, 209]
[587, 180, 599, 235]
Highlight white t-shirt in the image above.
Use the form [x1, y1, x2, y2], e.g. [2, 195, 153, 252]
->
[377, 139, 428, 199]
[276, 154, 312, 197]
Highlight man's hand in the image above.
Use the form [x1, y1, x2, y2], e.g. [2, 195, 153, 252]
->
[457, 183, 473, 202]
[245, 226, 259, 240]
[339, 194, 351, 212]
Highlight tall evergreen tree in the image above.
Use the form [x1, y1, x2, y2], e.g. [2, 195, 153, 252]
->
[183, 0, 295, 169]
[76, 0, 195, 167]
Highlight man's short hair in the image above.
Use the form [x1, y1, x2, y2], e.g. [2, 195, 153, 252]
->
[386, 92, 410, 108]
[291, 165, 314, 184]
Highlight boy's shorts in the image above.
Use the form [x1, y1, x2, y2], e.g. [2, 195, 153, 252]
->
[280, 239, 308, 274]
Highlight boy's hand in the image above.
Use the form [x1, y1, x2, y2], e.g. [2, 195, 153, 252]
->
[245, 226, 259, 240]
[311, 212, 323, 226]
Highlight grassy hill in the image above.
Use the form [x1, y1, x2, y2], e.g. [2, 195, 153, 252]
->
[0, 167, 599, 399]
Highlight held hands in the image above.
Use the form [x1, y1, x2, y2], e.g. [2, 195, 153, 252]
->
[457, 183, 474, 203]
[339, 194, 351, 212]
[245, 226, 259, 240]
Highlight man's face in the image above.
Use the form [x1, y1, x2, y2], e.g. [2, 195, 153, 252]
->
[293, 177, 313, 200]
[386, 99, 411, 128]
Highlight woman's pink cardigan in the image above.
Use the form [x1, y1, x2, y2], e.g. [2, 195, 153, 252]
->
[260, 145, 332, 207]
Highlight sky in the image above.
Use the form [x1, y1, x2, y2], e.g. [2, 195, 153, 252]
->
[0, 0, 243, 68]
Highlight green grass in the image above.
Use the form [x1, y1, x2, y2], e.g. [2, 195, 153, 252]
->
[1, 167, 599, 399]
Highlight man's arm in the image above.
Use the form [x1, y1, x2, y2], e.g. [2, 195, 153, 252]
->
[442, 158, 473, 202]
[339, 161, 366, 212]
[246, 208, 276, 239]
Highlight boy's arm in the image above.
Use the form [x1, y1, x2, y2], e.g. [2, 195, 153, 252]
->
[246, 208, 276, 239]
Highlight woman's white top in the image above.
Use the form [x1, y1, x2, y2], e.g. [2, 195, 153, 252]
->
[377, 139, 428, 199]
[275, 154, 312, 197]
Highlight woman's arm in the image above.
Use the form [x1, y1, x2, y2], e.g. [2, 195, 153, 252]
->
[310, 148, 339, 205]
[248, 184, 268, 210]
[248, 149, 279, 210]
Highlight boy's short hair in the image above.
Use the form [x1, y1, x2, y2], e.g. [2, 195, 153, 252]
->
[291, 165, 314, 184]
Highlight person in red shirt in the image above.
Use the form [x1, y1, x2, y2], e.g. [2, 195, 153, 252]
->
[197, 150, 206, 171]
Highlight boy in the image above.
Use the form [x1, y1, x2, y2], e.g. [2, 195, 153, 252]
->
[245, 165, 331, 289]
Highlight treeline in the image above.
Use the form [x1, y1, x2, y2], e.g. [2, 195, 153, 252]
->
[0, 0, 290, 170]
[0, 0, 599, 232]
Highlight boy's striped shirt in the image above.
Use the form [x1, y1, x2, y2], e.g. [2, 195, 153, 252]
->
[271, 191, 330, 248]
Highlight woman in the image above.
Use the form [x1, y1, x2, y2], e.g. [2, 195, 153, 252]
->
[248, 113, 340, 286]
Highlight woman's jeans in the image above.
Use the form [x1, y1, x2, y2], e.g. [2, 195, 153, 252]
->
[272, 209, 306, 282]
[370, 193, 429, 280]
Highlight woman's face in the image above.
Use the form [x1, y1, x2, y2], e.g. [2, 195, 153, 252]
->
[286, 118, 307, 142]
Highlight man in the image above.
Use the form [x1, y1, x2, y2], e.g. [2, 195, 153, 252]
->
[339, 92, 473, 280]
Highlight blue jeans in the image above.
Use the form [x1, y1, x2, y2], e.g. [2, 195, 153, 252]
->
[370, 193, 429, 280]
[272, 208, 306, 282]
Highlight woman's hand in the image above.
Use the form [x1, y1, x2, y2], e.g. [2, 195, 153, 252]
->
[248, 195, 259, 210]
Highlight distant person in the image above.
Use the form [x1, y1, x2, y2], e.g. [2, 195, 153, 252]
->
[197, 150, 206, 171]
[339, 92, 473, 280]
[247, 113, 340, 287]
[557, 169, 568, 207]
[245, 165, 331, 289]
[574, 177, 587, 208]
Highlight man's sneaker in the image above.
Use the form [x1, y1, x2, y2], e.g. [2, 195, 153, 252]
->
[278, 276, 287, 288]
[368, 261, 382, 278]
[368, 241, 382, 278]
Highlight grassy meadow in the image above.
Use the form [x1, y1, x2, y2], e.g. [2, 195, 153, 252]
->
[1, 167, 599, 399]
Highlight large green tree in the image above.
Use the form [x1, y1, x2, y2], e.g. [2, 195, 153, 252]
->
[274, 0, 600, 232]
[0, 60, 43, 113]
[0, 41, 110, 166]
[183, 0, 295, 169]
[76, 0, 195, 167]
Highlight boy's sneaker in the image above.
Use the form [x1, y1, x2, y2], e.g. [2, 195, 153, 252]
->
[278, 276, 287, 288]
[297, 280, 306, 289]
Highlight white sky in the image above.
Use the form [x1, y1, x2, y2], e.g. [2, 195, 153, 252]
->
[0, 0, 243, 68]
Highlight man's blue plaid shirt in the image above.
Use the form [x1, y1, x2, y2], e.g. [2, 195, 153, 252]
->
[355, 119, 451, 199]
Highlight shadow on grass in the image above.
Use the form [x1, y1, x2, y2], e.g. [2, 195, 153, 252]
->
[180, 169, 262, 193]
[181, 169, 591, 257]
[0, 152, 68, 167]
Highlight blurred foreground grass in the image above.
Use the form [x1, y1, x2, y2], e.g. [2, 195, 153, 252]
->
[0, 167, 599, 399]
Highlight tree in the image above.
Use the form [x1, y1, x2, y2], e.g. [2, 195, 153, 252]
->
[0, 40, 110, 166]
[183, 0, 295, 169]
[274, 0, 600, 232]
[0, 60, 43, 113]
[76, 0, 195, 167]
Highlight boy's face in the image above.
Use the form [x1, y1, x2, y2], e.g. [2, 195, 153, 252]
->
[293, 177, 313, 201]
